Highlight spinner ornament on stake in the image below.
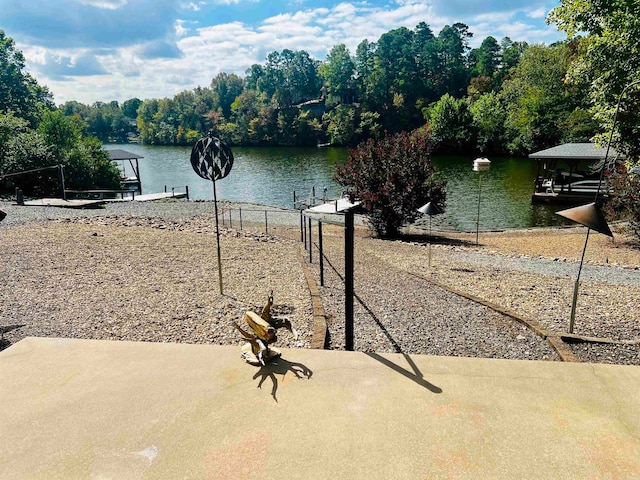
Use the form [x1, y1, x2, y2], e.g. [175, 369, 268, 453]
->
[190, 135, 234, 294]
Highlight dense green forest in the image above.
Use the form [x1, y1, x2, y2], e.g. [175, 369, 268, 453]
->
[0, 30, 121, 196]
[60, 22, 597, 156]
[2, 0, 640, 232]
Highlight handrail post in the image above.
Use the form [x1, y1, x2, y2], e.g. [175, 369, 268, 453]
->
[300, 209, 304, 242]
[345, 210, 354, 351]
[319, 220, 324, 286]
[308, 217, 313, 263]
[303, 213, 307, 250]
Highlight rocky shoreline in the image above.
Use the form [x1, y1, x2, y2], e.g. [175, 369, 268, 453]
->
[1, 199, 638, 365]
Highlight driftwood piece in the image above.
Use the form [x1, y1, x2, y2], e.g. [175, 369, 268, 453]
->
[235, 292, 297, 366]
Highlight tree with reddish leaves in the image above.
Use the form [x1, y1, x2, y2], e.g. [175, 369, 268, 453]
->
[335, 128, 446, 238]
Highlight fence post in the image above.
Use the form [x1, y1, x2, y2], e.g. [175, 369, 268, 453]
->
[319, 220, 324, 286]
[300, 209, 304, 242]
[229, 208, 233, 228]
[172, 187, 175, 197]
[264, 210, 268, 234]
[239, 207, 243, 230]
[164, 185, 167, 193]
[303, 213, 307, 250]
[308, 217, 313, 264]
[185, 185, 190, 200]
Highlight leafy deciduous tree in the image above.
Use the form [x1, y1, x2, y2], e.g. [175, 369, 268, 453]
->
[335, 129, 446, 237]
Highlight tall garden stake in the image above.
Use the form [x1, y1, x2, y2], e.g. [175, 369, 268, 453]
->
[190, 135, 234, 295]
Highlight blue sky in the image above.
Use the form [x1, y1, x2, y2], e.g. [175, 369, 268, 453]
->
[1, 0, 567, 105]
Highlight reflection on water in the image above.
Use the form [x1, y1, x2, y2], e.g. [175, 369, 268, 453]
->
[107, 144, 571, 230]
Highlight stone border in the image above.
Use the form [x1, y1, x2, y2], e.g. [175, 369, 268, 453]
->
[298, 246, 328, 349]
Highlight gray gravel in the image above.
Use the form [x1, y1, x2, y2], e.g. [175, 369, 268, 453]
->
[435, 248, 640, 286]
[1, 198, 638, 365]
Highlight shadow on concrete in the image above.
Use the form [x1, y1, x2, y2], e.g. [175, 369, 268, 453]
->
[367, 352, 442, 394]
[253, 357, 313, 402]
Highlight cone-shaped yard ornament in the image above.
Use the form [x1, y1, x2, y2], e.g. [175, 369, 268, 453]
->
[555, 202, 613, 333]
[418, 201, 441, 216]
[417, 202, 442, 267]
[556, 202, 613, 237]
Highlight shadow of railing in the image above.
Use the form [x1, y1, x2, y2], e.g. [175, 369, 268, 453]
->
[366, 352, 442, 394]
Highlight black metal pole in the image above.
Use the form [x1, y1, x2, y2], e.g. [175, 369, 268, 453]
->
[303, 214, 307, 250]
[476, 172, 482, 246]
[265, 210, 268, 234]
[212, 180, 223, 295]
[300, 209, 304, 242]
[319, 220, 324, 286]
[308, 217, 313, 263]
[186, 185, 189, 200]
[229, 208, 233, 228]
[345, 210, 354, 351]
[239, 207, 243, 230]
[569, 228, 591, 333]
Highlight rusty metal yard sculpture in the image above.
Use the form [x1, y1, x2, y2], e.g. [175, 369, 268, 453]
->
[234, 292, 298, 365]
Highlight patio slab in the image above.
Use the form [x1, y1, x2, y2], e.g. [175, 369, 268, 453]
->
[1, 337, 639, 479]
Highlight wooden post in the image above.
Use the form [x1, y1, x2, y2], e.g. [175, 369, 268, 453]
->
[319, 220, 324, 286]
[308, 217, 313, 264]
[345, 210, 354, 351]
[58, 165, 66, 200]
[135, 158, 141, 193]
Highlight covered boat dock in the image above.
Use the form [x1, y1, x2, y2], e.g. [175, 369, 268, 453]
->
[529, 143, 624, 204]
[107, 148, 143, 192]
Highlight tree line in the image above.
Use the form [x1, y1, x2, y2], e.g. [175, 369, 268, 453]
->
[61, 22, 597, 156]
[0, 30, 121, 196]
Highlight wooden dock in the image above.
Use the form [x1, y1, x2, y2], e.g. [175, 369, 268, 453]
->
[23, 198, 105, 209]
[22, 191, 187, 209]
[104, 191, 187, 202]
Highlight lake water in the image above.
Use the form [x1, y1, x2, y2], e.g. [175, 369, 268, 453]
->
[107, 143, 569, 231]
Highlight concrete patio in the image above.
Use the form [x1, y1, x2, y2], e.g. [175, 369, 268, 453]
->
[1, 337, 639, 479]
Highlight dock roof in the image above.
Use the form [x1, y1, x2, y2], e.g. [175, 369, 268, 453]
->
[529, 143, 624, 160]
[107, 149, 144, 161]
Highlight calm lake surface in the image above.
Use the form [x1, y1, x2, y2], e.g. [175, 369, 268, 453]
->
[107, 143, 569, 231]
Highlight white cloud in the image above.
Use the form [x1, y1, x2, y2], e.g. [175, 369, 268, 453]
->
[77, 0, 128, 9]
[528, 7, 548, 19]
[17, 0, 566, 104]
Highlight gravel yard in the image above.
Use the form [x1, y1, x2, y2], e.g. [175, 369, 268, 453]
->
[1, 199, 639, 365]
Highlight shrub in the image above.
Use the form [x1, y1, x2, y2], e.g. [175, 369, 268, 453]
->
[335, 128, 446, 237]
